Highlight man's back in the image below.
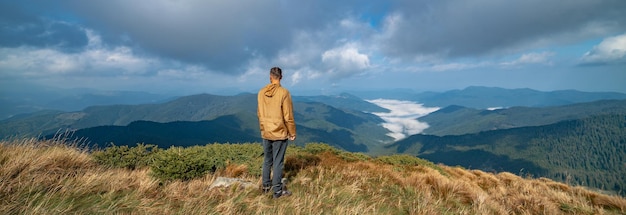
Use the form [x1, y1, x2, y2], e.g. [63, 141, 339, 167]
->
[257, 83, 296, 141]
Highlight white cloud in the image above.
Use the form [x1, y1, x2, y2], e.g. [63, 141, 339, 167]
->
[431, 62, 487, 72]
[397, 51, 556, 73]
[290, 70, 304, 85]
[501, 51, 555, 67]
[487, 107, 505, 111]
[368, 99, 440, 141]
[289, 67, 322, 85]
[0, 29, 156, 78]
[581, 33, 626, 64]
[269, 23, 374, 86]
[321, 43, 371, 78]
[0, 48, 77, 77]
[322, 45, 370, 70]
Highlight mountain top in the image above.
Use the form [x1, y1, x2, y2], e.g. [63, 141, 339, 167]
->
[2, 138, 625, 214]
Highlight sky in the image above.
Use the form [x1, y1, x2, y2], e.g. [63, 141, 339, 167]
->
[1, 0, 626, 96]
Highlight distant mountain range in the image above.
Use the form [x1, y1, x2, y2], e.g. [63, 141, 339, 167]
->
[0, 82, 172, 120]
[351, 86, 626, 109]
[4, 85, 626, 120]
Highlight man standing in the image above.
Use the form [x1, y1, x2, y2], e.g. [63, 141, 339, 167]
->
[257, 67, 296, 198]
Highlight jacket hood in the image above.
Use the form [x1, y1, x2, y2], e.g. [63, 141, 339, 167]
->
[263, 83, 280, 97]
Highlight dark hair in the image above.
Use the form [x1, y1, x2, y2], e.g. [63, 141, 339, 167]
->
[270, 67, 282, 79]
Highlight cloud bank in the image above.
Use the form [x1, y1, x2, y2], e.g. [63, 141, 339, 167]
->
[581, 33, 626, 65]
[368, 99, 440, 141]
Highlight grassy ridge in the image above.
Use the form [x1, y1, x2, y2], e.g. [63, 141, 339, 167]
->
[1, 138, 625, 214]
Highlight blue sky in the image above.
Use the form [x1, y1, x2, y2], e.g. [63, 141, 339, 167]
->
[1, 0, 625, 96]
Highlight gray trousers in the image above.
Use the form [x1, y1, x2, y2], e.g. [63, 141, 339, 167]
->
[262, 139, 288, 193]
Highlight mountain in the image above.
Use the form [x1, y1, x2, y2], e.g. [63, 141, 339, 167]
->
[52, 115, 260, 148]
[420, 99, 626, 136]
[351, 86, 626, 109]
[0, 81, 171, 120]
[387, 114, 626, 195]
[44, 91, 173, 112]
[294, 93, 388, 113]
[293, 101, 391, 151]
[4, 93, 391, 152]
[48, 114, 373, 152]
[1, 93, 258, 138]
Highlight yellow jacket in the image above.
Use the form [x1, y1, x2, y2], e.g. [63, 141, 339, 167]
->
[257, 83, 296, 140]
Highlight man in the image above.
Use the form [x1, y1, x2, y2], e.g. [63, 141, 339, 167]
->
[257, 66, 296, 198]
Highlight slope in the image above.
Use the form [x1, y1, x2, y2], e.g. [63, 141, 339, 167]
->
[389, 114, 626, 195]
[1, 138, 625, 214]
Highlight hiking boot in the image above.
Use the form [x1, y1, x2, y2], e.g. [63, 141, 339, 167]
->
[261, 186, 272, 194]
[273, 190, 292, 199]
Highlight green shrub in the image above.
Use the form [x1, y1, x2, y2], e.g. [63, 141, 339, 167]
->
[94, 142, 373, 182]
[149, 143, 264, 182]
[92, 143, 160, 169]
[339, 152, 371, 162]
[376, 154, 431, 166]
[206, 143, 264, 176]
[285, 153, 321, 171]
[376, 154, 447, 175]
[150, 146, 226, 181]
[303, 143, 340, 154]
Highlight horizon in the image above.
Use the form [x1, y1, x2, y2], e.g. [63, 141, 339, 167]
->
[1, 1, 626, 96]
[5, 80, 626, 98]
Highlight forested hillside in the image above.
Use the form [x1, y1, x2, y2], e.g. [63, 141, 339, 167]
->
[49, 114, 373, 152]
[420, 99, 626, 135]
[390, 114, 626, 195]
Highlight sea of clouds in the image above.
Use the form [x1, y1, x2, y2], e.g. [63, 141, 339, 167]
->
[367, 99, 440, 141]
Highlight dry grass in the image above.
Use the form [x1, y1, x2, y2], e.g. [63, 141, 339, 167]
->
[1, 138, 625, 214]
